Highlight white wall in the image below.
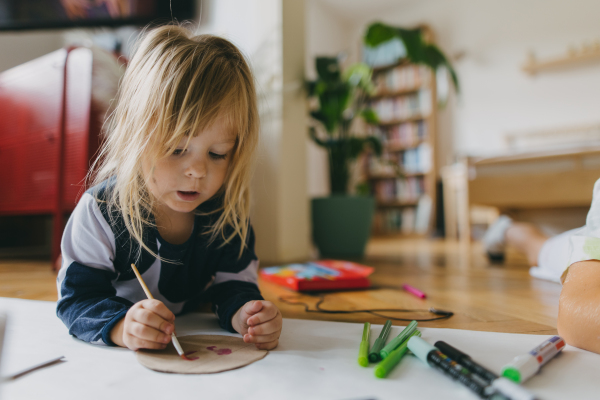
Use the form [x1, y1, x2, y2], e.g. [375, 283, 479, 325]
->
[342, 0, 600, 157]
[200, 0, 311, 263]
[0, 31, 64, 72]
[0, 27, 140, 74]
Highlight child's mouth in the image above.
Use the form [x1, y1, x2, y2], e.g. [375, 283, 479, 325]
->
[177, 191, 200, 201]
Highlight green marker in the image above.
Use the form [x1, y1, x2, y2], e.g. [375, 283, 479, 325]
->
[357, 322, 371, 367]
[375, 330, 421, 378]
[380, 320, 418, 360]
[368, 320, 392, 363]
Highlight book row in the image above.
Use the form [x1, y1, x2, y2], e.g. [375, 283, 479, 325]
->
[368, 143, 432, 175]
[373, 195, 432, 235]
[373, 207, 416, 234]
[374, 121, 428, 150]
[373, 176, 426, 203]
[370, 90, 432, 123]
[373, 64, 431, 95]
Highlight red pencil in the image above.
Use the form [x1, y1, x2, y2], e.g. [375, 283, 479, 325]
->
[402, 283, 427, 299]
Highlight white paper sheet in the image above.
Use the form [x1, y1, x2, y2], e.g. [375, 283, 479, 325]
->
[0, 297, 597, 400]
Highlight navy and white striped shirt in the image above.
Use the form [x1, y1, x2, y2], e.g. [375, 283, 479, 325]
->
[56, 181, 263, 345]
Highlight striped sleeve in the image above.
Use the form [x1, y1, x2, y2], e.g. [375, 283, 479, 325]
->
[56, 193, 132, 345]
[204, 225, 264, 332]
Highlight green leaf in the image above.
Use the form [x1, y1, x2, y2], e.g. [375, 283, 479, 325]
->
[343, 62, 376, 95]
[423, 45, 460, 92]
[364, 23, 397, 46]
[364, 22, 460, 92]
[316, 57, 340, 83]
[343, 63, 371, 86]
[305, 80, 317, 96]
[308, 126, 329, 148]
[310, 111, 336, 134]
[446, 65, 459, 93]
[397, 27, 425, 62]
[355, 182, 371, 196]
[365, 136, 383, 156]
[360, 108, 379, 124]
[345, 136, 383, 160]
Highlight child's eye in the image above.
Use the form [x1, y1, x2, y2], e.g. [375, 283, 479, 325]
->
[172, 149, 186, 156]
[209, 152, 227, 160]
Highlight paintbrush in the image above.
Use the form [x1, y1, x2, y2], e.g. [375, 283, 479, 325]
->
[3, 356, 65, 381]
[130, 263, 188, 360]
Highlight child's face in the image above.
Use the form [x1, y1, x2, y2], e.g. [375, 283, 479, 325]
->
[143, 116, 236, 216]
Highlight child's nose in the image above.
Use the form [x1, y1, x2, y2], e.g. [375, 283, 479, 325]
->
[185, 158, 207, 178]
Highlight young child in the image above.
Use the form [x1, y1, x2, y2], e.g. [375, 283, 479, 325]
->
[56, 25, 282, 351]
[483, 180, 600, 355]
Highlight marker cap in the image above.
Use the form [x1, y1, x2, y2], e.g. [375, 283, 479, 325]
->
[502, 354, 539, 383]
[407, 336, 436, 364]
[502, 366, 522, 383]
[358, 341, 369, 367]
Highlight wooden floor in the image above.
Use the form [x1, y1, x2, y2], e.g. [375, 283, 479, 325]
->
[0, 238, 561, 335]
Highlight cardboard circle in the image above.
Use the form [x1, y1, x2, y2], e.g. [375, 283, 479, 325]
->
[136, 335, 268, 374]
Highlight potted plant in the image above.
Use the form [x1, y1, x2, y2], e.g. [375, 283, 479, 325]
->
[364, 23, 459, 91]
[307, 57, 382, 258]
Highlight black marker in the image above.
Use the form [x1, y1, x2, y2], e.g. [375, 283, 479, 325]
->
[434, 341, 537, 400]
[408, 337, 540, 400]
[435, 340, 498, 383]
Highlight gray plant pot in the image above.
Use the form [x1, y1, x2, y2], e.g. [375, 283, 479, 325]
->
[312, 195, 376, 258]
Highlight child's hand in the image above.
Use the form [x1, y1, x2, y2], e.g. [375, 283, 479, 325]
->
[232, 300, 282, 350]
[110, 299, 175, 351]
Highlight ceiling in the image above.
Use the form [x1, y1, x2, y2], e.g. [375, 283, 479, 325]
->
[318, 0, 420, 23]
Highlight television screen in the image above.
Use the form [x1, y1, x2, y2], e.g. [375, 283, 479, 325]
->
[0, 0, 195, 31]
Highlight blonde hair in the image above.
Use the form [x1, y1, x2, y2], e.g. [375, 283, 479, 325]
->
[90, 25, 259, 259]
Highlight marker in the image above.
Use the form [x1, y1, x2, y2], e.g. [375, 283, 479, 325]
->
[357, 322, 371, 367]
[369, 320, 392, 362]
[435, 341, 537, 400]
[374, 330, 421, 378]
[380, 320, 417, 360]
[408, 337, 511, 400]
[435, 341, 498, 383]
[502, 336, 565, 383]
[402, 283, 426, 298]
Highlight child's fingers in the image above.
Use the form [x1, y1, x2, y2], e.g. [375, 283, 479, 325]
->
[243, 330, 281, 344]
[247, 304, 280, 326]
[131, 307, 174, 335]
[243, 300, 264, 317]
[247, 318, 281, 336]
[124, 332, 168, 351]
[129, 321, 171, 346]
[140, 299, 175, 322]
[255, 339, 279, 350]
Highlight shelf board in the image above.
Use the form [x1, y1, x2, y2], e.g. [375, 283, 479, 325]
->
[371, 86, 424, 99]
[522, 48, 600, 75]
[378, 115, 428, 126]
[371, 59, 411, 73]
[367, 172, 426, 180]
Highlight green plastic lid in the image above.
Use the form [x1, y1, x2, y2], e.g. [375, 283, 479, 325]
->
[502, 366, 522, 383]
[358, 355, 369, 367]
[374, 366, 386, 378]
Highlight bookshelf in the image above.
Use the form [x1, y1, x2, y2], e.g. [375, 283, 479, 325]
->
[366, 61, 438, 236]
